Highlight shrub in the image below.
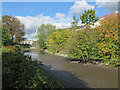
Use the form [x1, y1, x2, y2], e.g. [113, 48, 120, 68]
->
[46, 29, 73, 53]
[66, 11, 119, 66]
[37, 11, 119, 67]
[66, 28, 98, 61]
[2, 45, 21, 53]
[1, 27, 12, 46]
[95, 11, 119, 66]
[2, 51, 64, 88]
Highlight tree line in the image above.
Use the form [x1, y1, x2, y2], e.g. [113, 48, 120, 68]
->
[37, 9, 99, 49]
[36, 10, 119, 67]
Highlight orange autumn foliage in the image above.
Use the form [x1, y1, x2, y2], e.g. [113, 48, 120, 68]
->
[95, 11, 119, 66]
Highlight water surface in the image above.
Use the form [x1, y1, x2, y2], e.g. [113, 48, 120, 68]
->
[25, 51, 118, 88]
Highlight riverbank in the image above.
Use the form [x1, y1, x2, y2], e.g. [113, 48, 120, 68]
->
[40, 49, 119, 68]
[25, 51, 118, 88]
[44, 49, 68, 58]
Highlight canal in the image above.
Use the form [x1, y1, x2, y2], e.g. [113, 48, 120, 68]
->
[25, 50, 118, 88]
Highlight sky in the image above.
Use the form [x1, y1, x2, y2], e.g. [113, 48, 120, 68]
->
[2, 0, 119, 40]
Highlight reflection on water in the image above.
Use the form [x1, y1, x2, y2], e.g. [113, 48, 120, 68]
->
[24, 52, 38, 59]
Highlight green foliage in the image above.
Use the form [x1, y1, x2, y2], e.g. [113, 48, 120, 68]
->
[2, 50, 64, 88]
[36, 24, 56, 49]
[66, 29, 99, 61]
[2, 45, 21, 53]
[2, 15, 25, 43]
[46, 29, 73, 53]
[80, 9, 99, 25]
[66, 11, 119, 66]
[1, 27, 12, 46]
[44, 11, 119, 67]
[71, 16, 79, 30]
[2, 46, 11, 53]
[95, 11, 119, 66]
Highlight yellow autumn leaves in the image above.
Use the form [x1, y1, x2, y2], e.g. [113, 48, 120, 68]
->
[46, 29, 73, 53]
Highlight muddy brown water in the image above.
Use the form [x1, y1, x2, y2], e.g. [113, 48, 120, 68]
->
[24, 51, 118, 88]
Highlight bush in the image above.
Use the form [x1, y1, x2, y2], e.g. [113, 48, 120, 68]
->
[37, 11, 119, 67]
[95, 11, 119, 66]
[66, 11, 119, 66]
[46, 29, 73, 53]
[2, 51, 64, 88]
[2, 45, 19, 53]
[1, 27, 12, 46]
[66, 28, 98, 61]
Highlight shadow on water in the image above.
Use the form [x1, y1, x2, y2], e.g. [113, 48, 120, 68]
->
[41, 64, 89, 88]
[24, 51, 89, 88]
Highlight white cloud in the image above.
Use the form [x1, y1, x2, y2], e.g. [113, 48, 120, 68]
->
[16, 14, 55, 35]
[24, 33, 37, 40]
[96, 0, 119, 11]
[95, 0, 119, 2]
[69, 1, 95, 15]
[55, 13, 65, 18]
[16, 13, 72, 40]
[55, 13, 72, 24]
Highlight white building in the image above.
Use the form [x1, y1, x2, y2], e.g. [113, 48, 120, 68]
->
[20, 40, 35, 45]
[89, 21, 100, 29]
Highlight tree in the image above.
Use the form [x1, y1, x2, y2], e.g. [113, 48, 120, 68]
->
[2, 15, 25, 43]
[80, 9, 99, 26]
[71, 16, 79, 30]
[0, 27, 12, 46]
[36, 24, 56, 49]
